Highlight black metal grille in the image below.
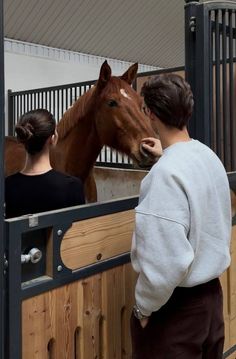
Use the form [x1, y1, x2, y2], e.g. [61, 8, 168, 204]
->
[185, 2, 236, 171]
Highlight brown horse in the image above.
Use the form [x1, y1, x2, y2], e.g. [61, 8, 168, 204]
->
[5, 61, 158, 201]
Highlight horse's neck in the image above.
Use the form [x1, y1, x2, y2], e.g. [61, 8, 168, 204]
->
[51, 116, 102, 181]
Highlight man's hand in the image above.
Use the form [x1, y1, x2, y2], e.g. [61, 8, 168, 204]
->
[140, 317, 149, 328]
[141, 137, 163, 158]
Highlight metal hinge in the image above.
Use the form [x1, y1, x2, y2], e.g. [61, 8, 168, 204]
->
[28, 214, 39, 228]
[189, 16, 196, 32]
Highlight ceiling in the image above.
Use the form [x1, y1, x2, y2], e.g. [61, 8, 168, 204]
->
[4, 0, 217, 68]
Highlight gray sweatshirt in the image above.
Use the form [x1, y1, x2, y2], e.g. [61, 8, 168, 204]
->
[131, 139, 231, 316]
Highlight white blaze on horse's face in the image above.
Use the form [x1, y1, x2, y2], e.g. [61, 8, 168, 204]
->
[120, 89, 132, 100]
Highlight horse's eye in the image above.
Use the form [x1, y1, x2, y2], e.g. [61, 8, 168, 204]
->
[107, 100, 118, 107]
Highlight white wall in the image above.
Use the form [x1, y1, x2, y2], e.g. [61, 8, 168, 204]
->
[4, 38, 158, 130]
[5, 52, 102, 92]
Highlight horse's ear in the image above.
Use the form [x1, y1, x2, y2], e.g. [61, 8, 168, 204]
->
[96, 60, 112, 90]
[120, 63, 138, 85]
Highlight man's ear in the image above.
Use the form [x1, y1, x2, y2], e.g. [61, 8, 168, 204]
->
[120, 63, 138, 85]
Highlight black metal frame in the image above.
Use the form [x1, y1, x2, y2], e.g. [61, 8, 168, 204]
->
[1, 1, 236, 358]
[185, 0, 236, 172]
[0, 0, 5, 358]
[5, 196, 139, 359]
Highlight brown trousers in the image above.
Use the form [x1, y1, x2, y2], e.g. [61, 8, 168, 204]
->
[131, 278, 224, 359]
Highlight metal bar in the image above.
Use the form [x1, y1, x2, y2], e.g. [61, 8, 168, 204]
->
[223, 343, 236, 358]
[57, 89, 60, 123]
[104, 146, 107, 162]
[10, 79, 96, 96]
[19, 94, 22, 118]
[65, 88, 68, 109]
[21, 252, 131, 300]
[0, 0, 6, 357]
[229, 11, 236, 171]
[215, 9, 222, 159]
[53, 90, 55, 119]
[61, 89, 64, 119]
[24, 93, 26, 116]
[7, 90, 13, 136]
[7, 225, 22, 359]
[209, 11, 215, 151]
[195, 4, 211, 145]
[222, 10, 230, 170]
[211, 21, 236, 39]
[185, 1, 198, 138]
[45, 91, 48, 109]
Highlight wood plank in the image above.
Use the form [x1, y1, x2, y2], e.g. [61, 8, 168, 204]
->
[122, 263, 137, 359]
[61, 210, 135, 270]
[78, 274, 102, 359]
[101, 266, 124, 359]
[22, 293, 54, 359]
[53, 283, 78, 359]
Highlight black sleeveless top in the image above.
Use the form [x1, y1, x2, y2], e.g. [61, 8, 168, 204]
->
[5, 169, 85, 218]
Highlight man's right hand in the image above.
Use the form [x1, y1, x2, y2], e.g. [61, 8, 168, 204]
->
[141, 137, 163, 158]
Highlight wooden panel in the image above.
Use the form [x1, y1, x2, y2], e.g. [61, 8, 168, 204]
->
[22, 207, 236, 357]
[61, 210, 135, 270]
[22, 265, 137, 359]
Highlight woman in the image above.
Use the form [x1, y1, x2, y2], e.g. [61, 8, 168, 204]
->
[5, 109, 85, 218]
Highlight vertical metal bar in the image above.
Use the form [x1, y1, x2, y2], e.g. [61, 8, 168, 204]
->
[196, 5, 211, 145]
[16, 95, 19, 124]
[7, 90, 13, 136]
[215, 9, 222, 160]
[57, 90, 60, 122]
[24, 94, 26, 116]
[75, 86, 77, 101]
[185, 1, 198, 139]
[65, 88, 68, 109]
[0, 0, 5, 357]
[104, 146, 107, 163]
[27, 93, 29, 112]
[222, 10, 230, 170]
[7, 224, 22, 359]
[45, 91, 48, 109]
[19, 95, 22, 118]
[209, 11, 214, 151]
[185, 1, 211, 146]
[61, 89, 64, 119]
[229, 10, 236, 170]
[110, 147, 113, 163]
[53, 90, 55, 119]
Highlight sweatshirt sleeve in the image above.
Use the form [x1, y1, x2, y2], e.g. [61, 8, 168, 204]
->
[131, 212, 194, 317]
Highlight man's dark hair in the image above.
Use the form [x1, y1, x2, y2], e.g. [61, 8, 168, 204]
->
[141, 73, 194, 130]
[15, 109, 56, 155]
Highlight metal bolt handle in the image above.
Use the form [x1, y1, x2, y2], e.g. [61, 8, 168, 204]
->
[21, 248, 42, 264]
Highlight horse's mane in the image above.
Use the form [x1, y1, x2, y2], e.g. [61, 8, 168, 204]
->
[57, 87, 95, 139]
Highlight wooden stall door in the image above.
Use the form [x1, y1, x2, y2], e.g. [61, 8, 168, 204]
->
[22, 264, 137, 359]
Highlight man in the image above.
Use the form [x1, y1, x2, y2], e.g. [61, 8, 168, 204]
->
[131, 74, 231, 358]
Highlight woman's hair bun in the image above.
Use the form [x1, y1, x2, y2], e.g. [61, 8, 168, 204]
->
[15, 122, 34, 143]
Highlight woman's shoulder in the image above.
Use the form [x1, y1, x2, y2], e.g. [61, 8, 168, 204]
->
[49, 170, 83, 185]
[5, 172, 22, 182]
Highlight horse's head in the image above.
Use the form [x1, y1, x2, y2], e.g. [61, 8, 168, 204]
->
[93, 61, 160, 168]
